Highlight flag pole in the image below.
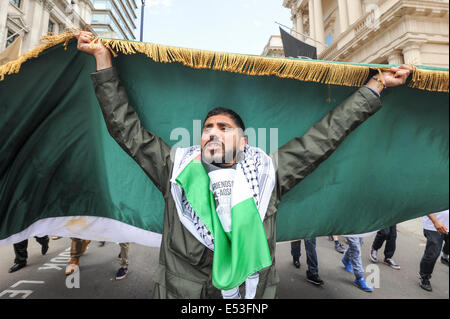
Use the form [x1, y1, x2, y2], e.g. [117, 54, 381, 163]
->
[140, 0, 145, 42]
[275, 21, 326, 47]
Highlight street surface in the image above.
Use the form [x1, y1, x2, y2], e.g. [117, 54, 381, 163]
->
[0, 219, 448, 299]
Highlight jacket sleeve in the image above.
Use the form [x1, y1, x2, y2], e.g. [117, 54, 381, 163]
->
[90, 67, 173, 194]
[271, 86, 382, 199]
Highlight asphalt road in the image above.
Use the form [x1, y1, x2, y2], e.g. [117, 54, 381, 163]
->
[0, 228, 448, 299]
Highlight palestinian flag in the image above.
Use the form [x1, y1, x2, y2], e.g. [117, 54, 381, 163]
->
[174, 154, 272, 289]
[0, 32, 448, 247]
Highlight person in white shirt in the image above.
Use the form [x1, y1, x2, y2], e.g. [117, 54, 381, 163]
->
[418, 209, 449, 292]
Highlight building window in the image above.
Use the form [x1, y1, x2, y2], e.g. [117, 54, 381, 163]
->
[10, 0, 21, 8]
[325, 33, 333, 47]
[6, 30, 18, 48]
[48, 20, 55, 33]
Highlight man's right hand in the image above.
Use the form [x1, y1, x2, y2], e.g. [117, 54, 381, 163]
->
[75, 31, 112, 71]
[433, 220, 448, 235]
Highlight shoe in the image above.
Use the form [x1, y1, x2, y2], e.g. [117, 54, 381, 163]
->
[334, 242, 345, 254]
[80, 240, 91, 254]
[418, 273, 432, 292]
[51, 236, 61, 240]
[8, 263, 26, 273]
[118, 253, 122, 260]
[306, 272, 324, 286]
[369, 248, 377, 263]
[99, 241, 105, 247]
[441, 256, 449, 266]
[293, 257, 300, 269]
[65, 259, 80, 276]
[41, 239, 49, 255]
[384, 258, 400, 270]
[341, 257, 354, 273]
[115, 267, 128, 280]
[328, 236, 334, 241]
[354, 277, 373, 292]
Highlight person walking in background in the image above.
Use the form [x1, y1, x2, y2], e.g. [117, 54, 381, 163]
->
[369, 225, 400, 269]
[65, 238, 91, 275]
[116, 242, 130, 280]
[8, 236, 49, 273]
[341, 233, 374, 292]
[441, 233, 449, 266]
[329, 235, 345, 253]
[290, 239, 324, 286]
[419, 210, 449, 292]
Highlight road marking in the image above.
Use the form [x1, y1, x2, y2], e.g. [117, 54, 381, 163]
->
[0, 290, 34, 299]
[0, 280, 44, 299]
[11, 280, 45, 288]
[1, 247, 71, 299]
[39, 263, 65, 270]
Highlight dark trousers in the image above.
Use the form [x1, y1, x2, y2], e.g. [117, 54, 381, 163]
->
[372, 225, 397, 259]
[290, 238, 318, 275]
[419, 229, 447, 278]
[443, 234, 449, 255]
[13, 236, 49, 265]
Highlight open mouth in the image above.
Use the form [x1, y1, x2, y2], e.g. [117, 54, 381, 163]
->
[205, 141, 223, 150]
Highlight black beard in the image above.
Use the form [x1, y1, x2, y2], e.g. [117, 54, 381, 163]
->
[212, 149, 238, 168]
[202, 146, 238, 167]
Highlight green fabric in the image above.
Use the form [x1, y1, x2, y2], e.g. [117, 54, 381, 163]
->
[175, 159, 271, 290]
[0, 39, 448, 243]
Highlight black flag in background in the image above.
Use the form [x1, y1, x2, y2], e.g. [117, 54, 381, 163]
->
[279, 27, 317, 59]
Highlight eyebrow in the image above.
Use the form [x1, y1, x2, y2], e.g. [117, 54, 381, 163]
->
[204, 121, 234, 129]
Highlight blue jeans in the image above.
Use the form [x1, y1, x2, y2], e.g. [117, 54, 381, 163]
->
[343, 237, 364, 279]
[290, 238, 318, 275]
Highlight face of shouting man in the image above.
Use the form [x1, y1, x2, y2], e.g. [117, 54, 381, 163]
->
[201, 109, 247, 168]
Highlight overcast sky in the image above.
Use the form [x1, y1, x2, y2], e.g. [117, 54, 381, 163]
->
[136, 0, 293, 55]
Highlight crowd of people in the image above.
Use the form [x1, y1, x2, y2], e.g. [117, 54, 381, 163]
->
[8, 237, 130, 281]
[288, 210, 448, 293]
[7, 209, 448, 296]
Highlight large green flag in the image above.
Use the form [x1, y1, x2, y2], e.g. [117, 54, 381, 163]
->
[0, 34, 448, 246]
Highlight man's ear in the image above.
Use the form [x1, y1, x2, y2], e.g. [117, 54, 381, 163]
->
[239, 136, 247, 152]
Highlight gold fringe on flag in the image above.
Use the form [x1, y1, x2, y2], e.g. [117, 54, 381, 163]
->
[1, 32, 448, 93]
[0, 31, 75, 81]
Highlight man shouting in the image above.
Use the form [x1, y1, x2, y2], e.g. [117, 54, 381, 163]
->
[76, 31, 413, 299]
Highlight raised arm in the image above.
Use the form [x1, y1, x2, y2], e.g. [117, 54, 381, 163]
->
[272, 65, 413, 198]
[76, 31, 173, 194]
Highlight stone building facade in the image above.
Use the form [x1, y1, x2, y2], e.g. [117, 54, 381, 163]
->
[0, 0, 93, 54]
[270, 0, 449, 67]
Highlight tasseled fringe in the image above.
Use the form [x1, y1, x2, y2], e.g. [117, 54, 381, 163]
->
[408, 67, 449, 93]
[1, 32, 448, 93]
[0, 31, 74, 81]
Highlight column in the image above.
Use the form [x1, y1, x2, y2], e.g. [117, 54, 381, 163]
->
[313, 0, 325, 53]
[387, 50, 404, 65]
[402, 43, 422, 65]
[347, 0, 363, 25]
[22, 1, 45, 52]
[295, 9, 305, 41]
[291, 10, 298, 38]
[42, 1, 53, 36]
[0, 0, 9, 50]
[338, 0, 349, 34]
[308, 0, 316, 43]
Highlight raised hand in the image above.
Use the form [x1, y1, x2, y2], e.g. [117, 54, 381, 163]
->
[75, 31, 112, 70]
[383, 64, 415, 88]
[366, 64, 414, 94]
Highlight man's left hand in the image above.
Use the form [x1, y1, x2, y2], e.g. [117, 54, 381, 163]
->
[366, 64, 414, 94]
[383, 64, 414, 88]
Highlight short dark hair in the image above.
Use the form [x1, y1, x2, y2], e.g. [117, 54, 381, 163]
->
[204, 107, 245, 131]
